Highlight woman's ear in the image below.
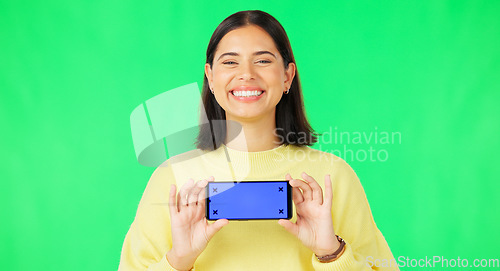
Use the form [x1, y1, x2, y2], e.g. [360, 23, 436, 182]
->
[205, 63, 213, 89]
[284, 62, 296, 89]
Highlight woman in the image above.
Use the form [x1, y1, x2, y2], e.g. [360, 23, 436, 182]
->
[119, 10, 397, 271]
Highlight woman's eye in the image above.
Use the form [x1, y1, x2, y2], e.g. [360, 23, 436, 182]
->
[257, 60, 272, 64]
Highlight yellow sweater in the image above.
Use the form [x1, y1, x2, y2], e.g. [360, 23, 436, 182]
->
[119, 144, 398, 271]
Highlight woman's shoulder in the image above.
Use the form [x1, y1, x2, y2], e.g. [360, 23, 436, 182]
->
[150, 148, 206, 172]
[166, 148, 209, 165]
[287, 145, 360, 179]
[153, 147, 229, 181]
[288, 144, 351, 167]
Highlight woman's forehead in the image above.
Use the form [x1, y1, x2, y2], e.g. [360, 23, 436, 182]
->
[215, 25, 280, 57]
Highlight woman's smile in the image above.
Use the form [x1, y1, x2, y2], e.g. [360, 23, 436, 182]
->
[205, 24, 295, 121]
[229, 86, 265, 103]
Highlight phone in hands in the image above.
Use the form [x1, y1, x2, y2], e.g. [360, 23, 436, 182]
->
[205, 180, 293, 221]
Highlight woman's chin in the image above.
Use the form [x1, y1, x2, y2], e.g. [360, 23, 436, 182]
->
[226, 110, 268, 122]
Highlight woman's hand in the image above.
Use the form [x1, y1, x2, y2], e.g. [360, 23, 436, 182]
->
[166, 176, 229, 271]
[278, 172, 341, 257]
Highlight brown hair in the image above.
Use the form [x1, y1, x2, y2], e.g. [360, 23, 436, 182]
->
[196, 10, 317, 150]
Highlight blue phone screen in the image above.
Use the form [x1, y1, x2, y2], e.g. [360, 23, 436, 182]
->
[206, 181, 291, 220]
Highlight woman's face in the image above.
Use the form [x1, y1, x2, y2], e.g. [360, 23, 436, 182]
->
[205, 25, 296, 122]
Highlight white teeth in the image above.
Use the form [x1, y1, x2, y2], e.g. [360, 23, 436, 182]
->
[232, 90, 263, 97]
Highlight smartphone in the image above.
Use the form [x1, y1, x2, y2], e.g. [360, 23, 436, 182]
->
[206, 180, 293, 220]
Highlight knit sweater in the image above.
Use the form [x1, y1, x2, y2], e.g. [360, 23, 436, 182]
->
[118, 144, 398, 271]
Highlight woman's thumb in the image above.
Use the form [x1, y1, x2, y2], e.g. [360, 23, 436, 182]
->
[206, 219, 229, 239]
[278, 219, 299, 236]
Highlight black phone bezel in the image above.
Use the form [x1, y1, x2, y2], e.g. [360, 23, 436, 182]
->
[205, 180, 293, 221]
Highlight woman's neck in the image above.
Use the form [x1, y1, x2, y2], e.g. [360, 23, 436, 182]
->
[225, 114, 282, 152]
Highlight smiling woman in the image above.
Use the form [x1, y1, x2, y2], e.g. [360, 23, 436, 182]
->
[207, 25, 291, 112]
[197, 10, 317, 152]
[118, 10, 398, 271]
[204, 24, 296, 150]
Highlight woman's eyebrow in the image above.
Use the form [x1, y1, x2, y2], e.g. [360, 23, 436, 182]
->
[254, 50, 276, 58]
[217, 50, 276, 61]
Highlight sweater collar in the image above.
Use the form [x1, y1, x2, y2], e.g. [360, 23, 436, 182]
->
[202, 143, 301, 180]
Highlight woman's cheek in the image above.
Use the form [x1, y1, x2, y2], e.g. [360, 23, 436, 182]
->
[215, 72, 234, 88]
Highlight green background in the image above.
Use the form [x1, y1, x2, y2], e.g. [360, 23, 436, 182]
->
[1, 0, 499, 270]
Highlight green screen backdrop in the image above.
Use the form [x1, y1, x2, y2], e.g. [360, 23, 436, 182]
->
[1, 0, 499, 270]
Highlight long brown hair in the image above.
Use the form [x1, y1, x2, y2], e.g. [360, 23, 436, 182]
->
[196, 10, 317, 150]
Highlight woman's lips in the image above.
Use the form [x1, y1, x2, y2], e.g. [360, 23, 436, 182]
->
[229, 87, 265, 102]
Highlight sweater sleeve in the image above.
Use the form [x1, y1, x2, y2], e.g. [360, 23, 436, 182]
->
[310, 158, 399, 271]
[118, 165, 182, 271]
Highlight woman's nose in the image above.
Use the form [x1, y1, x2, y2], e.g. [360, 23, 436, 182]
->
[237, 61, 256, 81]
